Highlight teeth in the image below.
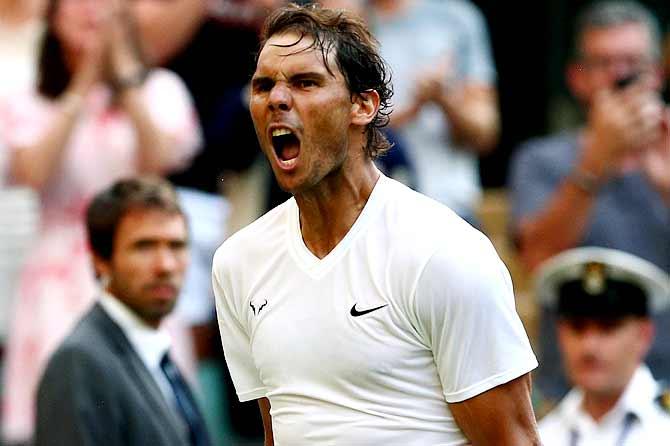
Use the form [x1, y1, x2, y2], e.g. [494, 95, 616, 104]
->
[272, 128, 292, 137]
[279, 158, 297, 168]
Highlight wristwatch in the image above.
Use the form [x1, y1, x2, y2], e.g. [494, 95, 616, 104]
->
[113, 68, 147, 91]
[568, 168, 602, 194]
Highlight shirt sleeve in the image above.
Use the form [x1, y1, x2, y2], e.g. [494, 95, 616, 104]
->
[413, 235, 538, 403]
[141, 69, 202, 172]
[212, 247, 267, 402]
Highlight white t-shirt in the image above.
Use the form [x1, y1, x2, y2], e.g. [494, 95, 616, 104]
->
[213, 174, 537, 445]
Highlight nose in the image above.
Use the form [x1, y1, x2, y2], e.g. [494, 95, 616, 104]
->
[268, 83, 292, 112]
[579, 326, 606, 352]
[154, 247, 180, 274]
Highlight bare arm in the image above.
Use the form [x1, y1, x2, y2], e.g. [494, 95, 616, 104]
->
[10, 91, 84, 189]
[449, 373, 541, 446]
[435, 83, 499, 154]
[109, 3, 190, 175]
[10, 38, 103, 190]
[516, 165, 599, 272]
[116, 86, 184, 174]
[390, 79, 499, 154]
[258, 397, 274, 446]
[132, 0, 207, 65]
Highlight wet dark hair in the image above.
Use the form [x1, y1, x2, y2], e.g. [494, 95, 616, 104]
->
[86, 177, 185, 260]
[260, 3, 393, 159]
[38, 0, 147, 99]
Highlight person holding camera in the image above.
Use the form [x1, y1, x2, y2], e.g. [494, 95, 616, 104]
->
[508, 0, 670, 405]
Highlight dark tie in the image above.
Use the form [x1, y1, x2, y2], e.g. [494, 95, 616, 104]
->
[160, 353, 212, 446]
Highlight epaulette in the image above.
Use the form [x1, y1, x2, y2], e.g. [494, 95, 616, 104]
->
[655, 382, 670, 415]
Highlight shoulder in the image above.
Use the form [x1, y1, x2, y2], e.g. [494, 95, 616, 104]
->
[537, 409, 565, 446]
[511, 131, 578, 168]
[46, 310, 111, 370]
[144, 68, 186, 88]
[141, 68, 191, 101]
[655, 383, 670, 417]
[383, 178, 500, 278]
[213, 199, 294, 278]
[424, 0, 486, 26]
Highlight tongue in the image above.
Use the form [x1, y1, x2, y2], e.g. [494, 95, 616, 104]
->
[281, 143, 300, 161]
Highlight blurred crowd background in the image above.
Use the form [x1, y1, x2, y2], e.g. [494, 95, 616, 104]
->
[0, 0, 668, 445]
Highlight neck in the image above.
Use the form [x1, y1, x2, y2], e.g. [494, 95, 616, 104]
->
[294, 156, 380, 259]
[581, 389, 625, 422]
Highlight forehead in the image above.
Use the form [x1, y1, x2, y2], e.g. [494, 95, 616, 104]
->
[255, 31, 339, 78]
[580, 23, 652, 55]
[115, 209, 187, 243]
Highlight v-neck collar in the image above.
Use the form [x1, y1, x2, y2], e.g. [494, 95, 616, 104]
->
[287, 174, 388, 279]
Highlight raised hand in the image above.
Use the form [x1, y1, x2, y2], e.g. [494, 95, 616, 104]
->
[579, 77, 665, 180]
[640, 108, 670, 203]
[106, 0, 146, 89]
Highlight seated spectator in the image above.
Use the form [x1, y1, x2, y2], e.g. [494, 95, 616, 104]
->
[534, 247, 670, 445]
[509, 0, 670, 403]
[0, 0, 200, 442]
[35, 177, 211, 446]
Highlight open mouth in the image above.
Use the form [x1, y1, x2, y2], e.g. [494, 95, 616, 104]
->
[272, 128, 300, 168]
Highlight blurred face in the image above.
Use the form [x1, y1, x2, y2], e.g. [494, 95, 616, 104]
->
[557, 317, 653, 398]
[52, 0, 114, 53]
[250, 31, 355, 194]
[97, 209, 189, 328]
[569, 23, 660, 104]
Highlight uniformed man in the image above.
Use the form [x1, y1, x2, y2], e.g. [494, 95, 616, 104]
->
[535, 247, 670, 445]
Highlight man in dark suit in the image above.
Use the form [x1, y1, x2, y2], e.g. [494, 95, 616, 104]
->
[34, 177, 212, 446]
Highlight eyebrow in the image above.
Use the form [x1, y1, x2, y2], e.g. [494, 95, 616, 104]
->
[252, 71, 330, 87]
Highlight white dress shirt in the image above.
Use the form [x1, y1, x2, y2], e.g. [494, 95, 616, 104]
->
[540, 365, 670, 445]
[99, 292, 175, 407]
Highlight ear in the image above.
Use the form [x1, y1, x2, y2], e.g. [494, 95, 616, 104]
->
[92, 253, 112, 283]
[566, 62, 591, 103]
[351, 89, 381, 127]
[637, 318, 655, 358]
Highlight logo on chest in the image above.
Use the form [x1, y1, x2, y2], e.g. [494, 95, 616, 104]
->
[250, 298, 268, 315]
[350, 303, 388, 317]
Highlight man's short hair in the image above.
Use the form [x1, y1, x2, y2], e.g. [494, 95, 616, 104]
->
[86, 177, 185, 260]
[260, 3, 393, 159]
[573, 1, 661, 60]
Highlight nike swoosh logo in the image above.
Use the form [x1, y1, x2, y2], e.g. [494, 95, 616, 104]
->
[350, 303, 388, 317]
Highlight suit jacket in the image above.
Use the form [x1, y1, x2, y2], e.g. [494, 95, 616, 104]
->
[35, 303, 195, 446]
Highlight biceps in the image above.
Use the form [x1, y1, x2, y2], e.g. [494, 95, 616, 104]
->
[448, 373, 541, 446]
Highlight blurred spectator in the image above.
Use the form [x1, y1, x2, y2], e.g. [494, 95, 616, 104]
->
[368, 0, 500, 221]
[35, 177, 211, 446]
[509, 0, 670, 405]
[133, 2, 274, 443]
[534, 247, 670, 445]
[0, 0, 201, 442]
[0, 0, 43, 356]
[0, 0, 46, 96]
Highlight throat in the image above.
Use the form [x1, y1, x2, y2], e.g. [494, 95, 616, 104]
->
[582, 391, 623, 422]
